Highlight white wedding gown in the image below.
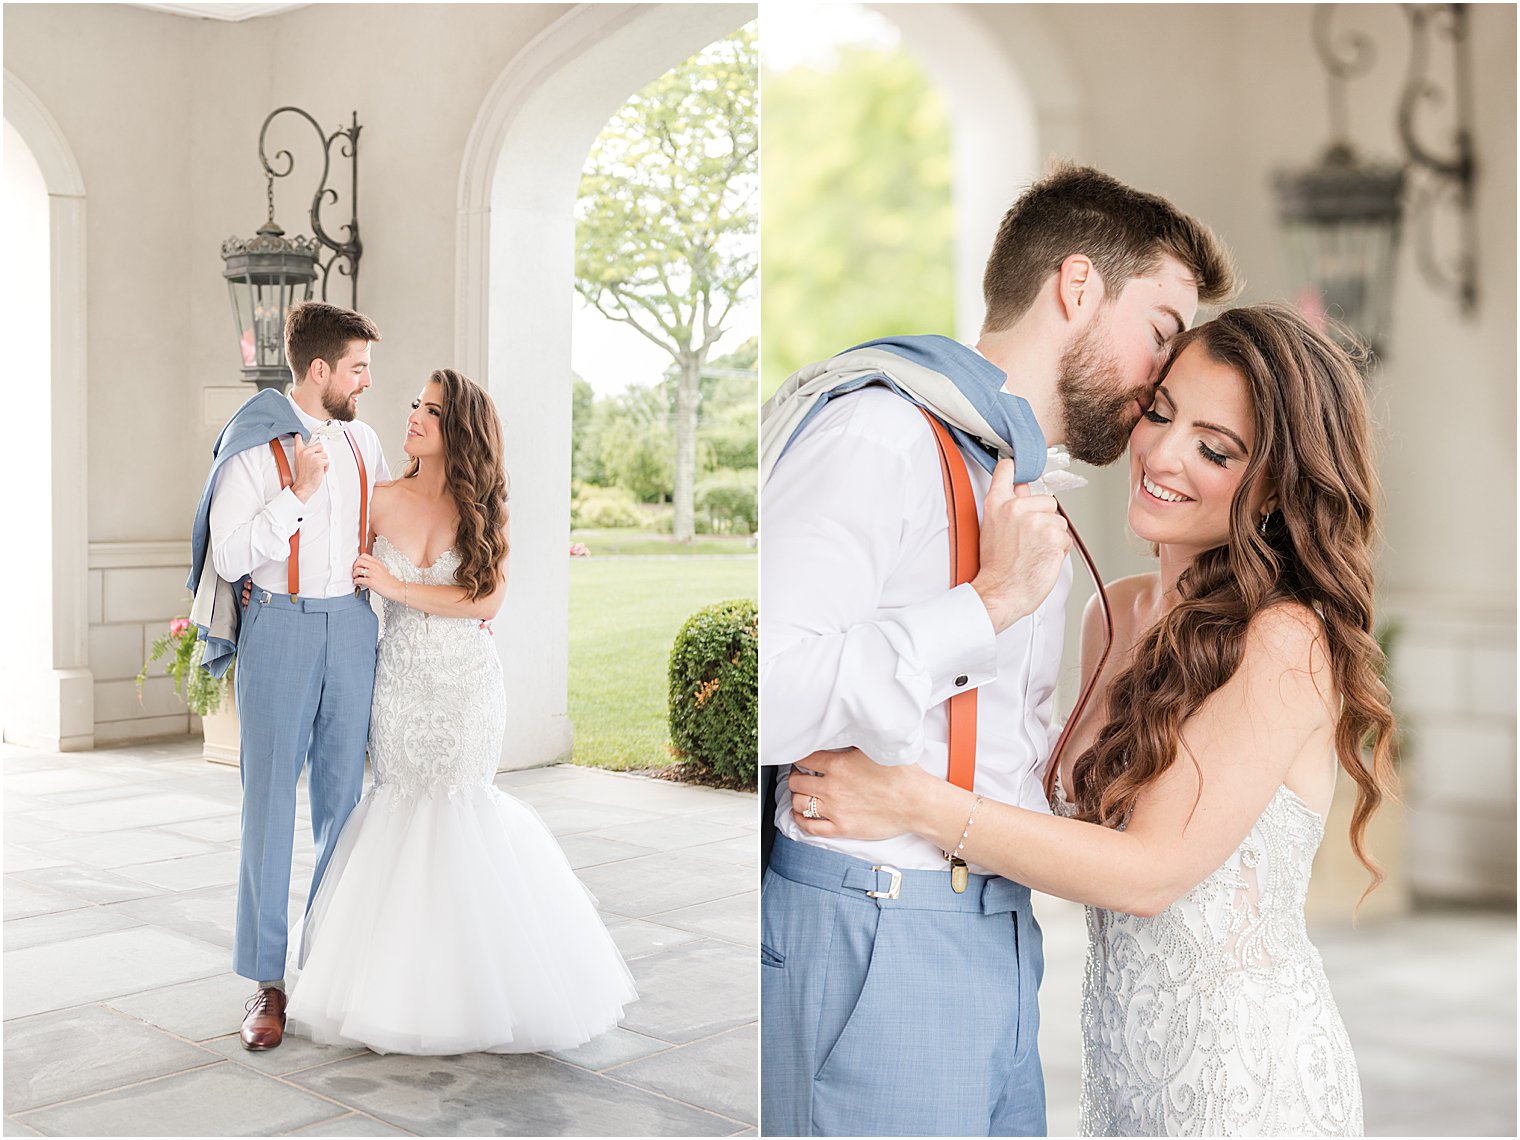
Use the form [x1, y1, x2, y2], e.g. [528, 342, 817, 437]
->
[1056, 781, 1363, 1136]
[285, 536, 637, 1055]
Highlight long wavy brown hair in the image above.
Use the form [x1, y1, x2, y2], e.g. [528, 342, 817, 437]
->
[402, 368, 509, 601]
[1068, 304, 1398, 894]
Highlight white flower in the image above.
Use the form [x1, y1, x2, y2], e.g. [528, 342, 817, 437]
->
[1029, 446, 1088, 494]
[309, 422, 346, 449]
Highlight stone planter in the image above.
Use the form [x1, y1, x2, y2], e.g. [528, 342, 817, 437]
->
[1305, 768, 1410, 922]
[201, 686, 240, 767]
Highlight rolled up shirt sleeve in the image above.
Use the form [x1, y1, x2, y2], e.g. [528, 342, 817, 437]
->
[760, 398, 998, 768]
[208, 446, 305, 582]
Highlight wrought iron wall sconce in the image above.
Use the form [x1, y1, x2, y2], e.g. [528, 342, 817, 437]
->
[221, 107, 363, 389]
[1273, 4, 1476, 359]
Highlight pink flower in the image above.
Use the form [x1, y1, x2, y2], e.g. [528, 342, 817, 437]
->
[169, 618, 191, 638]
[1296, 287, 1330, 334]
[569, 542, 590, 558]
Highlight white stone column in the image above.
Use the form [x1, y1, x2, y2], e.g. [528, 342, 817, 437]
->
[458, 4, 754, 769]
[4, 72, 93, 751]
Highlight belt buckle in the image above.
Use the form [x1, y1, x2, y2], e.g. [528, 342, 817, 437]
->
[866, 864, 902, 900]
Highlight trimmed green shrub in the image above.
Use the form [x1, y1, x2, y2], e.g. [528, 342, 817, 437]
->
[668, 598, 758, 786]
[695, 468, 758, 534]
[571, 485, 642, 529]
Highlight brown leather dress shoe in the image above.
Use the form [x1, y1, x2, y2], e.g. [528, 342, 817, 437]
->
[240, 986, 287, 1050]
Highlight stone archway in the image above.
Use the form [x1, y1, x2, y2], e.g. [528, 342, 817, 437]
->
[870, 3, 1084, 340]
[455, 4, 753, 769]
[3, 69, 92, 751]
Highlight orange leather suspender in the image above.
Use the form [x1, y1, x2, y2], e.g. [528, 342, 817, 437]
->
[914, 408, 1115, 802]
[266, 431, 370, 600]
[917, 409, 981, 792]
[347, 431, 370, 556]
[267, 439, 301, 597]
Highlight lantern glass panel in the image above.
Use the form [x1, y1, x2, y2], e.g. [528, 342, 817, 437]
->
[253, 278, 301, 367]
[222, 245, 318, 384]
[1281, 216, 1400, 356]
[227, 275, 259, 368]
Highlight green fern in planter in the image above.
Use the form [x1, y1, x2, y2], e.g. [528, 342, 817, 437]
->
[137, 618, 235, 717]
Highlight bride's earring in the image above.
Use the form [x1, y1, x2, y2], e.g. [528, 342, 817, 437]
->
[1259, 511, 1272, 537]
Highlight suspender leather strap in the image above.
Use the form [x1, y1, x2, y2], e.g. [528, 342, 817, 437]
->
[1044, 513, 1114, 802]
[266, 431, 371, 599]
[913, 407, 1115, 802]
[917, 409, 980, 792]
[268, 439, 300, 597]
[345, 430, 370, 556]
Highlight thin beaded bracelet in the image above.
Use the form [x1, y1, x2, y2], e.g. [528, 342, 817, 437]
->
[944, 794, 984, 863]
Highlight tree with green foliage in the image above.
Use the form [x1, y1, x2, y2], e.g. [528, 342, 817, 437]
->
[700, 385, 759, 472]
[695, 468, 757, 534]
[570, 374, 602, 485]
[696, 336, 759, 472]
[576, 24, 758, 541]
[760, 45, 955, 395]
[598, 385, 675, 503]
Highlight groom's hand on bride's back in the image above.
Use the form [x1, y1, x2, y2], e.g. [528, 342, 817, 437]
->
[972, 458, 1071, 635]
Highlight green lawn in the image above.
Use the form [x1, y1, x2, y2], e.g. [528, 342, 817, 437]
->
[568, 555, 758, 770]
[570, 528, 755, 557]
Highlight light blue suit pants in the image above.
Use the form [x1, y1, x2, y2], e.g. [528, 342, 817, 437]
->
[761, 834, 1046, 1137]
[231, 589, 377, 983]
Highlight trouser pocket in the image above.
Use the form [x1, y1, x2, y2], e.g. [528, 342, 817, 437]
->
[1010, 906, 1044, 1065]
[811, 907, 1024, 1136]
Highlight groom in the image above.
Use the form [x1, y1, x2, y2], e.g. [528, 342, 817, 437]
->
[759, 165, 1236, 1136]
[188, 301, 389, 1050]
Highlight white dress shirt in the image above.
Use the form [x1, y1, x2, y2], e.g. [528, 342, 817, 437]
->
[209, 394, 390, 599]
[761, 386, 1072, 872]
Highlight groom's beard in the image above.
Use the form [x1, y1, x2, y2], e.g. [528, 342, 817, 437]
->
[320, 384, 358, 422]
[1057, 321, 1149, 467]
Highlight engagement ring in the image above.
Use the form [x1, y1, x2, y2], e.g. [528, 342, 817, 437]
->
[803, 795, 821, 819]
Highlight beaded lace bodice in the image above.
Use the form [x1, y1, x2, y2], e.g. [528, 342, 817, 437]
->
[367, 535, 504, 798]
[1055, 781, 1363, 1136]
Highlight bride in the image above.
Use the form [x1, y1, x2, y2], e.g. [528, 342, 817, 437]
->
[285, 367, 637, 1054]
[787, 304, 1395, 1136]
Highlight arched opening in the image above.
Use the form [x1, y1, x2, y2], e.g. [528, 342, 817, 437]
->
[868, 4, 1052, 340]
[759, 4, 1064, 394]
[457, 5, 753, 769]
[3, 70, 91, 752]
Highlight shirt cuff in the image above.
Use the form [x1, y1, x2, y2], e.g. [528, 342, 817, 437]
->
[895, 582, 1000, 706]
[266, 487, 307, 539]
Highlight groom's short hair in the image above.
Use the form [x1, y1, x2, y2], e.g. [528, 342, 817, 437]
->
[285, 301, 382, 382]
[981, 163, 1238, 332]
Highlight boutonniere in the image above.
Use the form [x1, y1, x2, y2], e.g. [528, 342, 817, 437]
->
[1030, 446, 1087, 494]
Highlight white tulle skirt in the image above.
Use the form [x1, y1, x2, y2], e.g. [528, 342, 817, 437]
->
[285, 782, 638, 1055]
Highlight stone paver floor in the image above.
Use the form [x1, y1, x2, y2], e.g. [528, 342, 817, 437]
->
[1033, 892, 1516, 1137]
[3, 739, 757, 1137]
